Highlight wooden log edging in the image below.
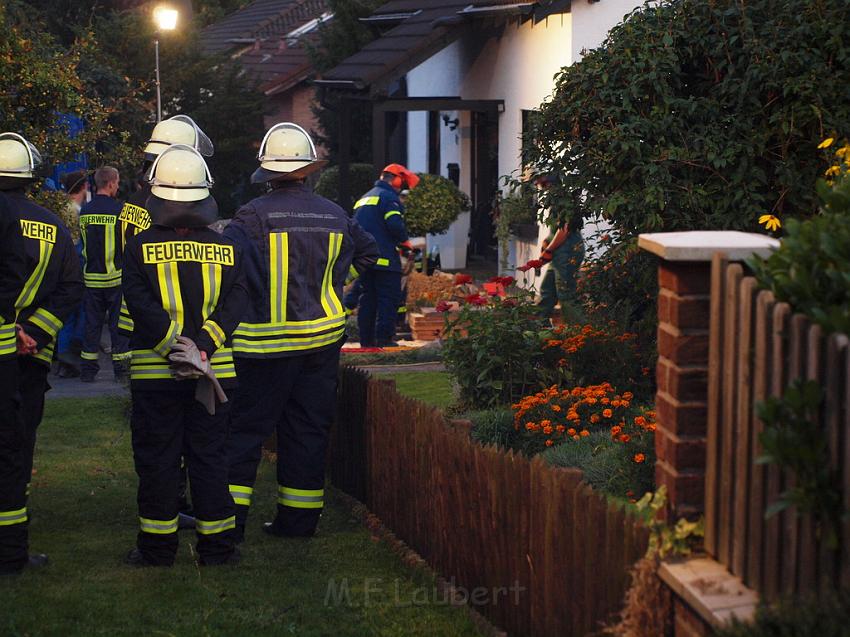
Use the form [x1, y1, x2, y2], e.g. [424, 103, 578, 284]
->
[332, 366, 650, 637]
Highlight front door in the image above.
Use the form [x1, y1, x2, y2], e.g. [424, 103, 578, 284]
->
[470, 110, 499, 258]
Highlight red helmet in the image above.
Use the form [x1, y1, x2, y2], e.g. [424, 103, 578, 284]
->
[382, 163, 420, 191]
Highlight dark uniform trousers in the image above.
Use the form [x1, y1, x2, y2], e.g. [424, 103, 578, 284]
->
[81, 285, 130, 376]
[0, 358, 26, 573]
[357, 269, 402, 346]
[227, 345, 341, 537]
[131, 387, 235, 565]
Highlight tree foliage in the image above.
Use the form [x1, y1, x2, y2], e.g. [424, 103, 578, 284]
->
[522, 0, 850, 235]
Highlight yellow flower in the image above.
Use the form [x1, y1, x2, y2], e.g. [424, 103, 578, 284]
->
[758, 214, 781, 232]
[825, 165, 842, 177]
[818, 137, 835, 149]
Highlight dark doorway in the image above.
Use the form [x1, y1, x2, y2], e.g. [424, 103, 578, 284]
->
[469, 110, 499, 258]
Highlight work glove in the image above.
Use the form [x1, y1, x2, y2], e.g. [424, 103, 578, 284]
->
[540, 249, 554, 264]
[167, 336, 228, 415]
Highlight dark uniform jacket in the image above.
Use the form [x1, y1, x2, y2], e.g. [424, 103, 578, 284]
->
[80, 194, 124, 289]
[119, 184, 152, 253]
[117, 184, 152, 335]
[122, 226, 247, 390]
[0, 192, 27, 360]
[4, 190, 84, 367]
[353, 180, 408, 273]
[223, 182, 379, 359]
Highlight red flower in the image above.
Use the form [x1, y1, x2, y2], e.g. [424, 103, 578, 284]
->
[499, 276, 515, 286]
[435, 301, 452, 313]
[465, 293, 488, 306]
[454, 273, 473, 285]
[502, 298, 517, 308]
[526, 259, 544, 269]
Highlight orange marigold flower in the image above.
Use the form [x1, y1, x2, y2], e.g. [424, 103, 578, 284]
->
[602, 409, 613, 418]
[572, 435, 580, 441]
[552, 405, 561, 412]
[545, 439, 554, 447]
[611, 425, 622, 436]
[556, 425, 566, 433]
[618, 434, 631, 443]
[541, 419, 551, 427]
[590, 414, 600, 424]
[567, 428, 577, 436]
[585, 397, 597, 405]
[543, 425, 553, 435]
[634, 416, 647, 427]
[622, 392, 634, 400]
[525, 422, 537, 431]
[601, 397, 610, 405]
[566, 411, 580, 421]
[580, 429, 590, 437]
[633, 453, 645, 463]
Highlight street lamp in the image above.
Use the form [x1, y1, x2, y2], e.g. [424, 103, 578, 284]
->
[153, 5, 179, 122]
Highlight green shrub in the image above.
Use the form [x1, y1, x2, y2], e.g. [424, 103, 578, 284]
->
[404, 174, 470, 237]
[467, 408, 518, 449]
[314, 163, 378, 207]
[520, 0, 850, 234]
[751, 167, 850, 334]
[715, 590, 850, 637]
[442, 290, 546, 408]
[541, 429, 654, 500]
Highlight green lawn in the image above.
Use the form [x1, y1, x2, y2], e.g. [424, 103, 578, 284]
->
[375, 372, 456, 410]
[1, 397, 480, 637]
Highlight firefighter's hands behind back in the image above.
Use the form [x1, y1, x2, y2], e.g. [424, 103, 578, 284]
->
[15, 324, 37, 356]
[167, 336, 228, 415]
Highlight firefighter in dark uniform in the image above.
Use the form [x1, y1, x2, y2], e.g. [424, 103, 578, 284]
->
[122, 145, 247, 566]
[0, 189, 29, 575]
[354, 164, 419, 347]
[79, 166, 129, 381]
[224, 123, 378, 541]
[116, 116, 215, 527]
[0, 133, 84, 573]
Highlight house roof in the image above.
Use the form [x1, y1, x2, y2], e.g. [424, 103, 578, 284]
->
[318, 0, 566, 95]
[201, 0, 327, 56]
[236, 38, 314, 95]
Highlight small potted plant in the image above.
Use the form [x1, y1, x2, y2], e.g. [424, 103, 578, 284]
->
[405, 174, 471, 270]
[493, 189, 538, 271]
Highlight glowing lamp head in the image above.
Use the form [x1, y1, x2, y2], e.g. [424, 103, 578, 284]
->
[154, 6, 179, 31]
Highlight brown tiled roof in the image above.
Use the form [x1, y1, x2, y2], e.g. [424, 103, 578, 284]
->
[236, 38, 314, 94]
[201, 0, 328, 56]
[319, 0, 547, 94]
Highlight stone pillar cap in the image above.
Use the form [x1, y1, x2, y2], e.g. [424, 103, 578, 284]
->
[638, 230, 779, 262]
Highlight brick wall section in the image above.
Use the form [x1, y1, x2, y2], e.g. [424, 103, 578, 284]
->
[655, 261, 711, 520]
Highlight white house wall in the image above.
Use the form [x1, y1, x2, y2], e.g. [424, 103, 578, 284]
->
[571, 0, 644, 63]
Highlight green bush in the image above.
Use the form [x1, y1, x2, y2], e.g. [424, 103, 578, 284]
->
[541, 430, 654, 500]
[751, 161, 850, 334]
[442, 290, 546, 408]
[715, 590, 850, 637]
[314, 163, 378, 207]
[404, 174, 470, 237]
[520, 0, 850, 234]
[467, 408, 518, 449]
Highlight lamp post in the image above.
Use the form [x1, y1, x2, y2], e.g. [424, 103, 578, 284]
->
[153, 5, 179, 122]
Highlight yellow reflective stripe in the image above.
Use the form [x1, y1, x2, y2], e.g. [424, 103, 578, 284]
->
[233, 328, 345, 354]
[320, 233, 344, 318]
[84, 277, 122, 289]
[0, 507, 27, 526]
[153, 321, 180, 358]
[196, 515, 236, 536]
[278, 486, 323, 509]
[269, 232, 289, 324]
[202, 320, 226, 349]
[354, 196, 380, 209]
[81, 351, 99, 361]
[157, 262, 184, 329]
[105, 221, 116, 275]
[235, 314, 346, 335]
[118, 297, 134, 332]
[376, 258, 390, 267]
[384, 210, 402, 220]
[0, 324, 15, 357]
[16, 240, 53, 311]
[201, 263, 222, 320]
[111, 351, 131, 361]
[230, 484, 253, 506]
[28, 307, 63, 339]
[33, 342, 55, 364]
[139, 516, 178, 534]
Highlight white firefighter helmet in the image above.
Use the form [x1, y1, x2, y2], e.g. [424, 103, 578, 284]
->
[143, 115, 214, 161]
[0, 132, 43, 180]
[251, 122, 328, 184]
[145, 144, 218, 227]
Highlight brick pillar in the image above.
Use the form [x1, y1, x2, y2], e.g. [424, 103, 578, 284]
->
[654, 261, 710, 520]
[639, 231, 779, 521]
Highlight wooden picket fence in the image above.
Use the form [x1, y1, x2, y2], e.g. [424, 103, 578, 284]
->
[331, 367, 649, 637]
[704, 253, 850, 599]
